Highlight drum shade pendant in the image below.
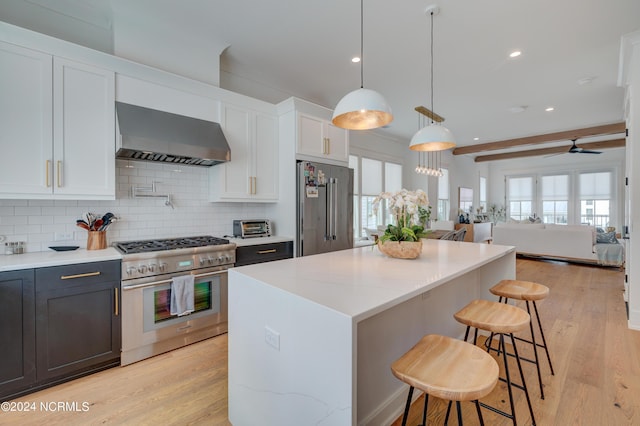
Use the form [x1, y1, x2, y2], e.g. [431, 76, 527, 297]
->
[410, 5, 456, 151]
[332, 0, 393, 130]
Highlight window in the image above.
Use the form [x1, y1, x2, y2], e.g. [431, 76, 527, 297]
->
[479, 176, 487, 212]
[579, 171, 612, 228]
[507, 176, 533, 221]
[350, 154, 402, 239]
[541, 175, 568, 224]
[437, 168, 450, 221]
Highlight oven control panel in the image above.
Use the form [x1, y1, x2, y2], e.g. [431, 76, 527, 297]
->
[122, 247, 236, 280]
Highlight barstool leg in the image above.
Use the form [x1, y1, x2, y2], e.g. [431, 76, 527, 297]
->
[456, 401, 464, 425]
[421, 393, 429, 426]
[511, 333, 537, 426]
[444, 400, 452, 424]
[401, 386, 414, 426]
[525, 301, 544, 399]
[533, 301, 555, 376]
[475, 400, 485, 426]
[499, 333, 518, 425]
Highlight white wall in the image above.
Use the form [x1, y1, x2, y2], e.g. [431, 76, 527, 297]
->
[0, 160, 267, 253]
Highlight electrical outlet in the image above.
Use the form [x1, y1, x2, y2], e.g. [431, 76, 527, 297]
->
[54, 232, 74, 241]
[265, 326, 280, 351]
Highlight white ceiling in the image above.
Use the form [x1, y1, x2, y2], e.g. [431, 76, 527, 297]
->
[4, 0, 640, 154]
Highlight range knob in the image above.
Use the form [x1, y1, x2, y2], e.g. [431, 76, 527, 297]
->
[148, 263, 157, 273]
[159, 262, 167, 272]
[217, 256, 224, 263]
[207, 257, 214, 265]
[126, 266, 136, 275]
[225, 255, 231, 262]
[137, 265, 148, 273]
[199, 257, 206, 266]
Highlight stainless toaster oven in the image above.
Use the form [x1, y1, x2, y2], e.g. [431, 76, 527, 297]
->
[233, 220, 272, 238]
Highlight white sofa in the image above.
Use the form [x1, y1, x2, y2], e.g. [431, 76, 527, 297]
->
[492, 223, 623, 265]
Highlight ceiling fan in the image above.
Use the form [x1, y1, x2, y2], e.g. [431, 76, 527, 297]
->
[567, 138, 602, 154]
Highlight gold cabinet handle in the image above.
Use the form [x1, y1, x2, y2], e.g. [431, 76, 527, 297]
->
[253, 177, 257, 195]
[326, 138, 331, 155]
[46, 160, 51, 187]
[114, 287, 119, 316]
[248, 176, 253, 195]
[60, 271, 101, 280]
[257, 249, 277, 254]
[57, 160, 62, 187]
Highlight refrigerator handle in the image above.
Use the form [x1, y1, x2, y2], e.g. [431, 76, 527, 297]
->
[332, 178, 338, 240]
[327, 178, 334, 240]
[325, 180, 331, 241]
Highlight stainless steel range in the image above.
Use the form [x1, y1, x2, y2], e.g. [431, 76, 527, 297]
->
[115, 236, 235, 366]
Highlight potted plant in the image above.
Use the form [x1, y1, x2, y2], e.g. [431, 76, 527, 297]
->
[372, 189, 431, 259]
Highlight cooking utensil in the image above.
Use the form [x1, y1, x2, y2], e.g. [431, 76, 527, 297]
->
[92, 219, 104, 231]
[76, 221, 90, 231]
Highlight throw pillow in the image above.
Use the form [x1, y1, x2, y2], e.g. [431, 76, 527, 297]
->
[596, 231, 618, 244]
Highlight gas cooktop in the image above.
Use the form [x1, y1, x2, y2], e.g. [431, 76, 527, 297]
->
[114, 235, 230, 254]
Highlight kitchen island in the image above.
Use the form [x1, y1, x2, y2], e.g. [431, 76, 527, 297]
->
[228, 239, 515, 425]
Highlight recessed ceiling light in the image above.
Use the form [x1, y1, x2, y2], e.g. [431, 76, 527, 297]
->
[508, 106, 527, 113]
[473, 137, 480, 141]
[351, 56, 361, 63]
[509, 51, 522, 58]
[545, 107, 555, 112]
[577, 76, 596, 85]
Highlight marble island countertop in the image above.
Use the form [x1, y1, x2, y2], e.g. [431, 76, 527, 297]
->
[232, 239, 515, 322]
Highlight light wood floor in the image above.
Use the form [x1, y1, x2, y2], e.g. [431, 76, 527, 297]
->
[4, 258, 639, 425]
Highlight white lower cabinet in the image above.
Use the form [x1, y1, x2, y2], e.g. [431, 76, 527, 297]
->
[0, 42, 115, 200]
[209, 103, 278, 202]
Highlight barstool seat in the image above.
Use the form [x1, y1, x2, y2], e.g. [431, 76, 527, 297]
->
[454, 299, 530, 333]
[454, 299, 537, 425]
[490, 279, 555, 400]
[391, 334, 499, 425]
[490, 279, 549, 301]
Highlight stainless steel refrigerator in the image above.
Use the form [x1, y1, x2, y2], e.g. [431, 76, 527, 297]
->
[296, 161, 354, 257]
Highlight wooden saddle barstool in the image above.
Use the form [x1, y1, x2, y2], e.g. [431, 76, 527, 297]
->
[454, 299, 537, 426]
[391, 334, 499, 426]
[489, 279, 555, 399]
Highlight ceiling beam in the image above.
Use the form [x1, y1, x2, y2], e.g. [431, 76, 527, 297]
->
[453, 122, 626, 155]
[474, 138, 626, 162]
[415, 106, 445, 123]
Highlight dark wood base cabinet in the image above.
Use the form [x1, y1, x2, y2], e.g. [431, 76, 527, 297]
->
[0, 270, 36, 400]
[235, 241, 294, 267]
[0, 260, 121, 401]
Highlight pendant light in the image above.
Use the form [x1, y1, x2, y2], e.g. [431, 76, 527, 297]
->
[332, 0, 393, 130]
[409, 5, 456, 151]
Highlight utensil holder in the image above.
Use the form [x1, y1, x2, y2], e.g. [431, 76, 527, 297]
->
[87, 231, 107, 250]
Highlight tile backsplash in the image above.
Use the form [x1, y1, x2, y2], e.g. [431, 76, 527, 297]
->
[0, 160, 267, 253]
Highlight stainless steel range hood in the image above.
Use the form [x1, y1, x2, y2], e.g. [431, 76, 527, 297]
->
[115, 102, 231, 167]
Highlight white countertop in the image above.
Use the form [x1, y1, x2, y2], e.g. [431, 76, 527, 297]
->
[0, 247, 122, 272]
[231, 239, 515, 321]
[227, 235, 294, 247]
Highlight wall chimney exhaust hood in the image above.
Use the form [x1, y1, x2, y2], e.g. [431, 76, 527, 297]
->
[115, 102, 231, 167]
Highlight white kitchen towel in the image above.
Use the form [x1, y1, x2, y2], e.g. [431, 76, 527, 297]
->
[170, 274, 195, 316]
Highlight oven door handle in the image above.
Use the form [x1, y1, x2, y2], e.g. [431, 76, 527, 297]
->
[122, 269, 228, 291]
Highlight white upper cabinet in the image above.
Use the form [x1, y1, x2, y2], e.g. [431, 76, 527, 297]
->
[209, 103, 278, 202]
[0, 41, 53, 196]
[0, 42, 115, 199]
[52, 58, 115, 198]
[298, 113, 348, 164]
